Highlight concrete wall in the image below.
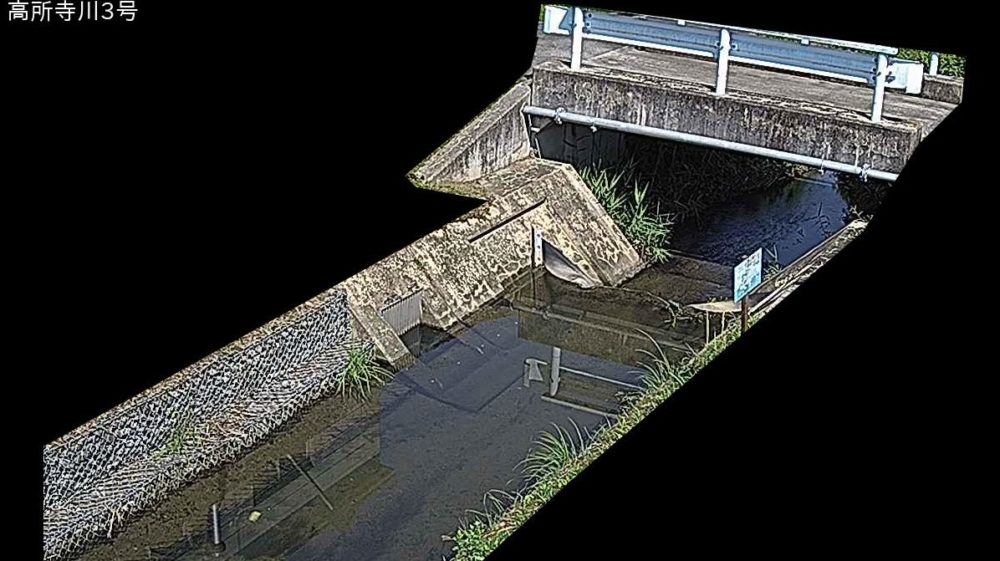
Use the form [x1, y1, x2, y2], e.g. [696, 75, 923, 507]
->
[409, 81, 533, 194]
[43, 290, 355, 561]
[921, 74, 963, 104]
[345, 78, 646, 368]
[531, 61, 923, 173]
[342, 157, 643, 367]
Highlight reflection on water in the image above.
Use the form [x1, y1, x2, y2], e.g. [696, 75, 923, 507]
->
[73, 170, 872, 561]
[78, 274, 686, 561]
[672, 172, 849, 267]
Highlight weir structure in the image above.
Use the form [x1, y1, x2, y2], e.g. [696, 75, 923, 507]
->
[42, 6, 961, 560]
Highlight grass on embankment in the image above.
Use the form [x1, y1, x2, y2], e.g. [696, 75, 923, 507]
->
[449, 321, 751, 560]
[580, 166, 673, 263]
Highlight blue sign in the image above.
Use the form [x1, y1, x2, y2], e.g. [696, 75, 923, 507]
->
[733, 248, 762, 303]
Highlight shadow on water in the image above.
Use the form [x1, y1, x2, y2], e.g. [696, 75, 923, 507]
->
[672, 171, 852, 268]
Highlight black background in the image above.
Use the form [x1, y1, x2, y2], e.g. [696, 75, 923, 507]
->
[8, 1, 986, 558]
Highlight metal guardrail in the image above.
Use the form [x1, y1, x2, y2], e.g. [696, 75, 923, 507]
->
[543, 6, 924, 123]
[626, 14, 899, 56]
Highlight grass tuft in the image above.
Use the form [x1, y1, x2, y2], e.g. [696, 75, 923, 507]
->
[336, 345, 392, 402]
[580, 166, 672, 263]
[519, 420, 588, 483]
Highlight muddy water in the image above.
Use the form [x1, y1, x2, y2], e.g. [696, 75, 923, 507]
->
[671, 171, 852, 268]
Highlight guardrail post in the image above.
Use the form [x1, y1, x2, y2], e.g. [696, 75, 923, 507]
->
[715, 28, 731, 95]
[571, 7, 584, 70]
[871, 53, 887, 123]
[929, 51, 940, 75]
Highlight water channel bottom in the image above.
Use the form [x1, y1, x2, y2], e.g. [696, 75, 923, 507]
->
[75, 171, 862, 561]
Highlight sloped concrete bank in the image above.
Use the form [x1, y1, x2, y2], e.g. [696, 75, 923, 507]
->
[43, 291, 356, 560]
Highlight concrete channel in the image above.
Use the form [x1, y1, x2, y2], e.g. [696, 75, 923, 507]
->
[44, 9, 958, 561]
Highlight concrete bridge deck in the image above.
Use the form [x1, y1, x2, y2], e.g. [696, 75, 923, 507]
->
[529, 26, 958, 175]
[531, 27, 957, 139]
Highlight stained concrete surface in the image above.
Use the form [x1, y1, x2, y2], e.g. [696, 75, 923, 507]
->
[531, 27, 957, 139]
[532, 60, 922, 173]
[345, 157, 643, 367]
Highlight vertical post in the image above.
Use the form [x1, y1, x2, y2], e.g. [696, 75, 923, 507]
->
[550, 346, 562, 395]
[740, 298, 748, 334]
[929, 52, 940, 75]
[212, 504, 220, 545]
[570, 7, 584, 70]
[532, 227, 543, 267]
[532, 227, 542, 304]
[715, 29, 731, 96]
[211, 503, 225, 555]
[871, 53, 887, 123]
[705, 310, 710, 345]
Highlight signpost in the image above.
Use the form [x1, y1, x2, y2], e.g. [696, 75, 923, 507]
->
[733, 249, 763, 334]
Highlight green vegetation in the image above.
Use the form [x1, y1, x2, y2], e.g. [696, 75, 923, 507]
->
[519, 420, 589, 482]
[450, 322, 752, 560]
[153, 413, 196, 462]
[336, 345, 393, 402]
[897, 49, 965, 78]
[580, 166, 673, 263]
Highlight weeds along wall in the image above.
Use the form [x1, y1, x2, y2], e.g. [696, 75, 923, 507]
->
[42, 289, 355, 561]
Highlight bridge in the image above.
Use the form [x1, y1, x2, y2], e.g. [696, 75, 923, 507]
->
[43, 10, 965, 559]
[523, 6, 960, 179]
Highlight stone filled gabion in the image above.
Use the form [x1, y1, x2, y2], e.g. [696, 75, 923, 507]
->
[42, 289, 355, 561]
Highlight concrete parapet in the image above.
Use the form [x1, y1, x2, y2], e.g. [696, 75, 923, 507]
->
[531, 61, 923, 173]
[921, 74, 963, 104]
[410, 81, 533, 194]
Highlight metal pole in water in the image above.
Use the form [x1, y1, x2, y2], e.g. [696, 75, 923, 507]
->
[211, 504, 220, 545]
[211, 503, 225, 555]
[929, 52, 940, 75]
[550, 346, 562, 395]
[571, 7, 584, 70]
[715, 28, 731, 96]
[871, 53, 888, 123]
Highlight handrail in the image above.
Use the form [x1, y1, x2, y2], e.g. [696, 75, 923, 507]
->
[522, 106, 900, 182]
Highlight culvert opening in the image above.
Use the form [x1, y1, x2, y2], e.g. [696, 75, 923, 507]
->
[532, 121, 892, 268]
[398, 323, 454, 358]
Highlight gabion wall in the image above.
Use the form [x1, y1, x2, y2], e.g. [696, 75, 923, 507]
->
[42, 289, 355, 560]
